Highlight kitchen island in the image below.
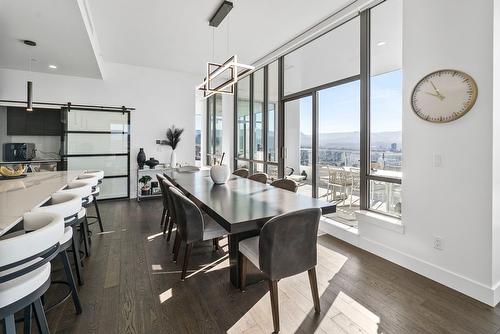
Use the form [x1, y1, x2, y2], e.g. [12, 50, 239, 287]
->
[0, 171, 82, 236]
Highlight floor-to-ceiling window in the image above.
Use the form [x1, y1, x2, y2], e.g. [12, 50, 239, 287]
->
[365, 0, 402, 217]
[234, 60, 280, 176]
[231, 0, 402, 220]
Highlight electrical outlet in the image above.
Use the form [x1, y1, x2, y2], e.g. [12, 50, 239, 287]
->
[433, 236, 444, 250]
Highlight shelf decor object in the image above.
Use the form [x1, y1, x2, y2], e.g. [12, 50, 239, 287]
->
[165, 126, 184, 167]
[137, 148, 146, 169]
[411, 69, 478, 123]
[144, 157, 159, 169]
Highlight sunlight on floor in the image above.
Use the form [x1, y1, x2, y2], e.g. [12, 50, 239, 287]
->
[146, 232, 164, 241]
[185, 254, 229, 279]
[331, 291, 381, 334]
[159, 288, 173, 303]
[151, 264, 163, 271]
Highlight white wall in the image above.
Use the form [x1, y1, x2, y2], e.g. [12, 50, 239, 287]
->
[0, 62, 199, 197]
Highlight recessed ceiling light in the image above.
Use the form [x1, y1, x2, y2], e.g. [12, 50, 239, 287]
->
[48, 65, 57, 69]
[377, 41, 386, 47]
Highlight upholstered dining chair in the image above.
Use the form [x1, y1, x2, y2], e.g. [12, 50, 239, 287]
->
[238, 208, 322, 333]
[232, 168, 249, 178]
[168, 187, 227, 280]
[156, 174, 169, 227]
[270, 178, 298, 193]
[248, 172, 268, 184]
[0, 212, 64, 334]
[161, 176, 179, 241]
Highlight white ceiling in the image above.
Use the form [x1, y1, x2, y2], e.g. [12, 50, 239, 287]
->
[87, 0, 354, 75]
[0, 0, 382, 79]
[0, 0, 102, 78]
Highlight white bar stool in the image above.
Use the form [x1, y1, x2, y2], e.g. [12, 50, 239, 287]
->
[80, 171, 105, 233]
[31, 192, 83, 313]
[57, 181, 93, 262]
[0, 212, 63, 334]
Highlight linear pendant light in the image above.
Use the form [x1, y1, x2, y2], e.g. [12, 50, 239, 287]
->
[197, 1, 254, 99]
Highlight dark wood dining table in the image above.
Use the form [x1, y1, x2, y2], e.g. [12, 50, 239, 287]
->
[165, 169, 336, 288]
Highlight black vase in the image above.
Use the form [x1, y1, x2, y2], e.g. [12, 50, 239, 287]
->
[145, 157, 159, 169]
[137, 148, 146, 169]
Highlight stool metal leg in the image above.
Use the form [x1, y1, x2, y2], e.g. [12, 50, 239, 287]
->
[2, 314, 15, 334]
[33, 298, 50, 334]
[82, 217, 91, 257]
[24, 305, 32, 333]
[71, 226, 84, 286]
[61, 250, 82, 314]
[93, 199, 104, 232]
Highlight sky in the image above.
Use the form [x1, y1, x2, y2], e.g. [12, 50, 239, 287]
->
[297, 69, 402, 135]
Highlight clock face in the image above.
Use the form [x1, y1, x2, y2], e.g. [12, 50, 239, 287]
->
[411, 69, 477, 123]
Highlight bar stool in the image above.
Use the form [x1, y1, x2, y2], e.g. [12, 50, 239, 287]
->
[81, 171, 105, 233]
[31, 193, 83, 313]
[0, 212, 63, 334]
[57, 181, 93, 263]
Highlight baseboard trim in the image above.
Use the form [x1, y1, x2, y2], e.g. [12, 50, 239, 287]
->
[320, 218, 497, 306]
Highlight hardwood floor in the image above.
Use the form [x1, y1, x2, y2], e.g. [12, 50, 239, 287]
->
[33, 199, 500, 334]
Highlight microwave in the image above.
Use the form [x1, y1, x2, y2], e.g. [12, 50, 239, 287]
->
[3, 143, 36, 162]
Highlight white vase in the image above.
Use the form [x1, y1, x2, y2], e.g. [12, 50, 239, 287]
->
[170, 150, 177, 168]
[210, 165, 230, 184]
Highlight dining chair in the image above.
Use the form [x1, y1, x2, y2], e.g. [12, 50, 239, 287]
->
[232, 168, 249, 178]
[161, 176, 179, 241]
[31, 192, 83, 314]
[270, 178, 298, 193]
[248, 172, 268, 184]
[168, 187, 227, 280]
[156, 174, 169, 227]
[0, 212, 64, 334]
[238, 208, 322, 333]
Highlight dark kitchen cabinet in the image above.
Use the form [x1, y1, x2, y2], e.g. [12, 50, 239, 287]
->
[7, 107, 62, 136]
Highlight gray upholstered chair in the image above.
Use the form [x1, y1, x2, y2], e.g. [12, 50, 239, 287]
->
[156, 174, 169, 227]
[248, 172, 268, 184]
[169, 187, 227, 280]
[239, 208, 322, 333]
[233, 168, 249, 178]
[160, 177, 178, 241]
[271, 178, 298, 193]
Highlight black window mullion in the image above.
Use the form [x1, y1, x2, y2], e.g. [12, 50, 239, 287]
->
[312, 91, 318, 198]
[360, 9, 371, 210]
[263, 65, 269, 174]
[249, 74, 254, 173]
[278, 56, 285, 179]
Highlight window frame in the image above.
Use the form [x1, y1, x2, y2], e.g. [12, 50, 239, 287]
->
[229, 0, 402, 218]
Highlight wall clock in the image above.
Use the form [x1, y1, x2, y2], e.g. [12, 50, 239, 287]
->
[411, 69, 478, 123]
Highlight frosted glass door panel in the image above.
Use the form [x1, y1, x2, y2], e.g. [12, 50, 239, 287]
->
[67, 133, 128, 154]
[67, 156, 128, 176]
[99, 177, 128, 199]
[67, 110, 129, 132]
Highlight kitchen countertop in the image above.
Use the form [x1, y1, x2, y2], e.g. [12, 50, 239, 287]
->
[0, 171, 83, 236]
[0, 160, 60, 164]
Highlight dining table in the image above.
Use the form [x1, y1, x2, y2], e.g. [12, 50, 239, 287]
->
[165, 169, 336, 288]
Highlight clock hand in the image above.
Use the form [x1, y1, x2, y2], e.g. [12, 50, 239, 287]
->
[429, 80, 446, 100]
[425, 91, 440, 97]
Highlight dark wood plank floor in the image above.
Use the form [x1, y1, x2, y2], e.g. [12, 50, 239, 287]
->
[33, 199, 500, 333]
